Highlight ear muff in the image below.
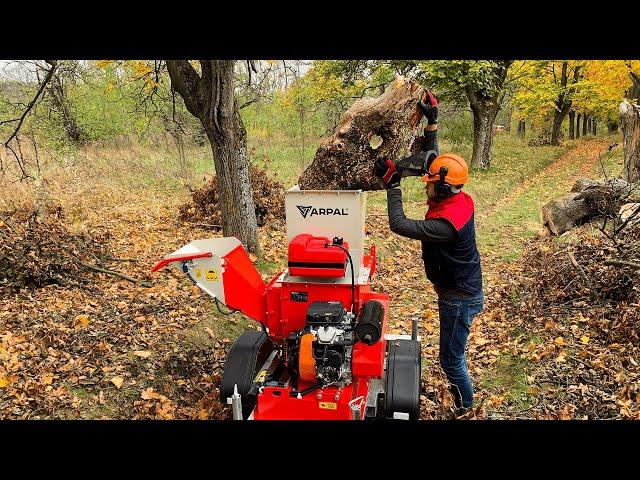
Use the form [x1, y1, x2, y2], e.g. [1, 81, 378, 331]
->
[435, 166, 452, 200]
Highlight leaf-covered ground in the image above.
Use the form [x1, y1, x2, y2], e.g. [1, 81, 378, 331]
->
[2, 136, 636, 420]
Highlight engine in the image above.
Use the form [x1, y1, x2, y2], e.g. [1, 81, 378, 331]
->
[288, 301, 356, 387]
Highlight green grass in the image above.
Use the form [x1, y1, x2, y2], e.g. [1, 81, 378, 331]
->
[478, 134, 622, 261]
[482, 353, 535, 411]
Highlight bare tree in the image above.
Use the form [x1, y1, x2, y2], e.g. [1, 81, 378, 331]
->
[166, 60, 259, 253]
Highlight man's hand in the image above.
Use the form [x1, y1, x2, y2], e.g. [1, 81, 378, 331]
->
[373, 156, 401, 189]
[418, 90, 438, 126]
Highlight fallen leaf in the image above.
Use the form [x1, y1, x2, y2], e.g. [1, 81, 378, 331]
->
[0, 376, 8, 388]
[74, 314, 90, 329]
[133, 350, 152, 359]
[41, 374, 54, 386]
[111, 376, 124, 389]
[554, 337, 565, 346]
[249, 253, 258, 263]
[580, 335, 590, 345]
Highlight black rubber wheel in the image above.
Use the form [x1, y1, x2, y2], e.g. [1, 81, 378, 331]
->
[219, 330, 274, 419]
[384, 339, 421, 420]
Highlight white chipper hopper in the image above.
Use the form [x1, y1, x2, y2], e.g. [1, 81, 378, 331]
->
[151, 237, 267, 323]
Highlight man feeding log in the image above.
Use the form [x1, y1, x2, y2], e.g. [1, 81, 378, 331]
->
[373, 91, 484, 415]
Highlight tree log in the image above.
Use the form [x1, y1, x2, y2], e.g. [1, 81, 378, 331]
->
[542, 192, 593, 235]
[297, 76, 426, 190]
[620, 99, 640, 183]
[542, 177, 639, 235]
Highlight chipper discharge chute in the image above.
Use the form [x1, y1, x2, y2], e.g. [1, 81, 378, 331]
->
[152, 187, 421, 420]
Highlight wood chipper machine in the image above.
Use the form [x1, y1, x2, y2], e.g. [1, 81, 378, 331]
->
[152, 187, 421, 420]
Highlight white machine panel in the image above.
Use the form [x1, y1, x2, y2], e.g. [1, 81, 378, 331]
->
[164, 237, 242, 302]
[285, 187, 367, 274]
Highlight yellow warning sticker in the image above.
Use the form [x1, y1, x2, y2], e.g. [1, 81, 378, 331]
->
[194, 269, 202, 278]
[254, 370, 267, 383]
[206, 270, 218, 281]
[319, 402, 337, 410]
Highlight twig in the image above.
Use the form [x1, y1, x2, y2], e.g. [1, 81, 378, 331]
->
[604, 259, 640, 269]
[184, 222, 222, 229]
[101, 256, 139, 263]
[567, 249, 593, 290]
[75, 259, 151, 287]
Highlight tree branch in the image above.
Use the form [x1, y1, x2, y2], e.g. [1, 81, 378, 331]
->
[166, 60, 203, 119]
[4, 60, 57, 148]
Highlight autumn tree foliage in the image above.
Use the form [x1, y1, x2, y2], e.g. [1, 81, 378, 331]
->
[419, 60, 514, 169]
[514, 61, 585, 146]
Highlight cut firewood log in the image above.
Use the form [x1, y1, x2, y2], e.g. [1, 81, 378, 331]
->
[543, 177, 640, 235]
[542, 192, 593, 235]
[298, 76, 427, 191]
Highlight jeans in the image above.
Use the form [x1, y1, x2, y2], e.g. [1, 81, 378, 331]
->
[438, 293, 484, 409]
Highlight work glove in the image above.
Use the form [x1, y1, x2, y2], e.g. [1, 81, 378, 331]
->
[418, 90, 439, 126]
[373, 156, 401, 189]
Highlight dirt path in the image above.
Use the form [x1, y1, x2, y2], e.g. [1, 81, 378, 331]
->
[477, 137, 613, 261]
[477, 138, 606, 223]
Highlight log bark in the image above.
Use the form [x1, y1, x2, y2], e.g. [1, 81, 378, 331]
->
[542, 192, 593, 235]
[620, 99, 640, 183]
[298, 76, 426, 190]
[542, 177, 639, 235]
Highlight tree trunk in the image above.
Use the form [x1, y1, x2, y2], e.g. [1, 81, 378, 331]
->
[551, 107, 568, 145]
[298, 76, 426, 190]
[582, 113, 589, 137]
[166, 60, 260, 253]
[49, 73, 84, 144]
[568, 110, 575, 140]
[576, 114, 581, 138]
[542, 177, 637, 235]
[504, 108, 512, 133]
[608, 121, 618, 133]
[592, 117, 597, 135]
[470, 104, 498, 169]
[517, 120, 526, 138]
[620, 99, 640, 183]
[587, 116, 592, 135]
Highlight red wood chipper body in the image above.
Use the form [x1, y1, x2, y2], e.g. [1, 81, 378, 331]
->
[152, 188, 421, 420]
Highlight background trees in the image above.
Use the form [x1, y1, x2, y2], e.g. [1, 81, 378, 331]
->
[2, 58, 639, 247]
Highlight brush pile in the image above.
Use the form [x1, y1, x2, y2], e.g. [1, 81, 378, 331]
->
[0, 206, 111, 292]
[517, 220, 640, 345]
[179, 164, 285, 227]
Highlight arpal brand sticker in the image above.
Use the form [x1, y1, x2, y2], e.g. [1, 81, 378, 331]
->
[319, 402, 337, 410]
[297, 205, 349, 219]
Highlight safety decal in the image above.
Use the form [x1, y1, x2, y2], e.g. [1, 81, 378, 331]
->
[254, 370, 267, 383]
[319, 402, 337, 410]
[194, 269, 202, 278]
[205, 270, 218, 281]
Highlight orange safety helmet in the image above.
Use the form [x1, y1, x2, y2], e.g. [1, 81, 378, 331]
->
[421, 153, 469, 186]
